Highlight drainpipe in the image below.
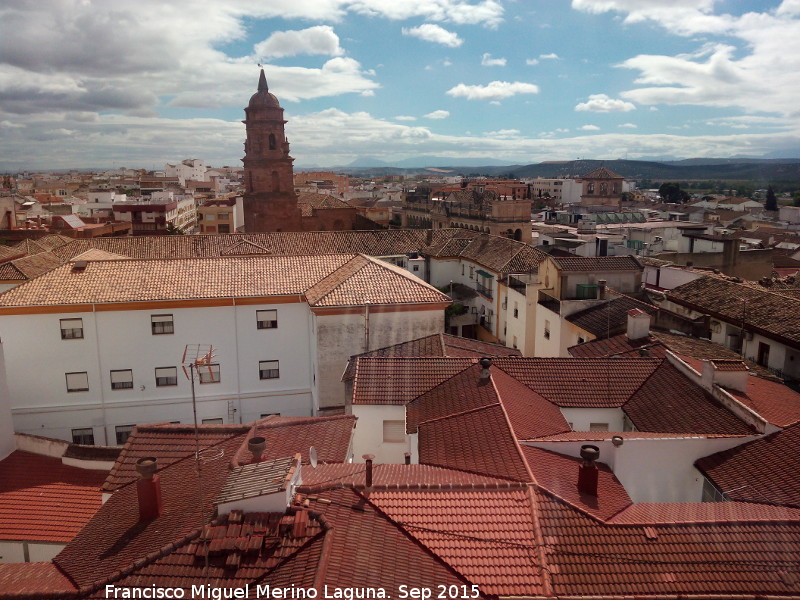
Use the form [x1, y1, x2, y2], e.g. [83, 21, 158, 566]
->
[364, 301, 370, 352]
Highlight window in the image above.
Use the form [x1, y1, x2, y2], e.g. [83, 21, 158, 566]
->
[256, 309, 278, 329]
[469, 266, 474, 279]
[218, 224, 230, 234]
[115, 425, 134, 445]
[513, 302, 519, 319]
[578, 336, 585, 344]
[202, 418, 223, 424]
[412, 264, 419, 272]
[702, 478, 727, 502]
[259, 360, 280, 380]
[110, 369, 133, 390]
[512, 335, 518, 349]
[72, 428, 94, 445]
[151, 314, 174, 335]
[544, 320, 551, 340]
[60, 318, 83, 340]
[383, 420, 405, 443]
[260, 413, 280, 418]
[589, 423, 609, 432]
[155, 366, 178, 387]
[66, 371, 89, 392]
[198, 363, 220, 384]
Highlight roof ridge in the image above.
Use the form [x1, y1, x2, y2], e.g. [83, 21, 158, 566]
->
[405, 362, 482, 411]
[619, 356, 668, 410]
[304, 254, 370, 305]
[416, 398, 501, 426]
[490, 373, 537, 484]
[524, 485, 553, 597]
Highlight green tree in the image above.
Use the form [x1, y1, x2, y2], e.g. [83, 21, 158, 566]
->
[765, 185, 778, 211]
[658, 182, 689, 204]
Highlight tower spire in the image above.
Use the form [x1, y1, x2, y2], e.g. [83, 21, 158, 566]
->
[258, 68, 268, 92]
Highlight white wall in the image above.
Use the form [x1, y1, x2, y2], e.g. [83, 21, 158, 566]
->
[1, 301, 315, 444]
[351, 404, 410, 464]
[0, 343, 14, 460]
[560, 407, 625, 432]
[0, 541, 64, 564]
[525, 435, 757, 503]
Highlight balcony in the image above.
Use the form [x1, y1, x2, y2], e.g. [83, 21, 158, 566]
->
[538, 291, 561, 314]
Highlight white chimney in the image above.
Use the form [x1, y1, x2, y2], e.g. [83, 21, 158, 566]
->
[703, 359, 750, 393]
[626, 308, 651, 341]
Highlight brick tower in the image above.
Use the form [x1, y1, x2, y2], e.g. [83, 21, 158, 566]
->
[242, 69, 303, 232]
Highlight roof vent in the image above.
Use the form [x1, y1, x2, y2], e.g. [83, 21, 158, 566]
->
[248, 436, 266, 463]
[71, 260, 88, 272]
[479, 357, 492, 380]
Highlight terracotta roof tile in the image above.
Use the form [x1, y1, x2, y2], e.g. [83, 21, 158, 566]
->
[695, 423, 800, 507]
[369, 489, 546, 596]
[493, 357, 661, 408]
[490, 368, 570, 440]
[7, 251, 63, 279]
[667, 275, 800, 345]
[566, 294, 657, 337]
[520, 446, 632, 522]
[609, 501, 800, 524]
[550, 255, 642, 272]
[535, 488, 800, 597]
[726, 376, 800, 427]
[0, 562, 76, 598]
[352, 357, 474, 405]
[624, 361, 754, 434]
[418, 404, 532, 482]
[0, 262, 25, 281]
[0, 450, 106, 543]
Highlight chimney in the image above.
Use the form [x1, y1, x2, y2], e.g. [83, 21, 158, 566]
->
[577, 445, 599, 497]
[702, 359, 749, 393]
[598, 279, 607, 300]
[626, 308, 651, 341]
[363, 454, 375, 488]
[404, 452, 411, 465]
[248, 436, 266, 463]
[479, 357, 492, 380]
[135, 457, 163, 520]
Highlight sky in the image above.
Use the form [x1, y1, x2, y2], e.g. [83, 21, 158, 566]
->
[1, 0, 799, 171]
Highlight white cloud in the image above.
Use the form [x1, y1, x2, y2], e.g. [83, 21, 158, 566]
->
[618, 122, 637, 128]
[481, 53, 507, 66]
[348, 0, 504, 27]
[402, 24, 463, 47]
[526, 58, 539, 66]
[394, 115, 417, 121]
[575, 94, 636, 112]
[446, 81, 539, 100]
[424, 110, 450, 119]
[484, 129, 520, 138]
[580, 124, 600, 130]
[253, 26, 343, 59]
[539, 53, 560, 60]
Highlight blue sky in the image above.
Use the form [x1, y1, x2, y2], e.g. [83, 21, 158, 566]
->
[0, 0, 798, 170]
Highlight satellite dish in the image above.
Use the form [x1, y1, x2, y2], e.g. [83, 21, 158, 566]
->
[309, 446, 318, 468]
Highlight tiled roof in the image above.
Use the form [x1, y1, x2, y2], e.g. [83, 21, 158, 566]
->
[51, 229, 457, 261]
[566, 293, 657, 337]
[54, 435, 246, 588]
[216, 456, 297, 504]
[0, 562, 76, 598]
[609, 501, 800, 524]
[296, 191, 350, 210]
[102, 423, 249, 492]
[695, 423, 800, 507]
[305, 254, 448, 307]
[725, 376, 800, 427]
[550, 255, 642, 272]
[530, 431, 748, 442]
[11, 238, 47, 256]
[7, 251, 63, 279]
[369, 488, 546, 596]
[520, 446, 632, 522]
[535, 488, 800, 597]
[0, 245, 24, 263]
[343, 333, 519, 380]
[581, 166, 624, 179]
[490, 368, 570, 440]
[418, 404, 532, 482]
[0, 254, 446, 308]
[623, 361, 753, 434]
[0, 450, 106, 543]
[352, 357, 474, 405]
[493, 357, 661, 408]
[425, 230, 547, 275]
[299, 463, 521, 491]
[667, 275, 800, 345]
[0, 262, 25, 281]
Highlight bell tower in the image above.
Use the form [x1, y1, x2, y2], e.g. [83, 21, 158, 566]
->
[242, 69, 303, 232]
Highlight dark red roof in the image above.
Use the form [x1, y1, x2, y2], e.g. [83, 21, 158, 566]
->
[520, 446, 631, 522]
[352, 357, 473, 405]
[369, 488, 545, 596]
[623, 361, 754, 434]
[696, 423, 800, 507]
[0, 450, 105, 543]
[418, 404, 532, 482]
[566, 294, 657, 338]
[0, 562, 76, 598]
[726, 376, 800, 427]
[550, 255, 641, 272]
[535, 487, 800, 597]
[494, 357, 661, 408]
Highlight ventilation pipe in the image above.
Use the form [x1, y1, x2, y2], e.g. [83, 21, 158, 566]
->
[248, 436, 266, 463]
[363, 454, 375, 488]
[577, 445, 600, 497]
[479, 357, 492, 380]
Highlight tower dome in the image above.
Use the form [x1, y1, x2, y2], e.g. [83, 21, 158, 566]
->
[248, 69, 281, 109]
